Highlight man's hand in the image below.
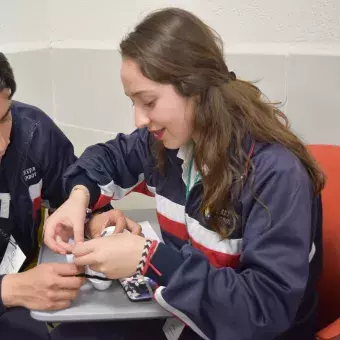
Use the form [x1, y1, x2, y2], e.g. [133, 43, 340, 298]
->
[86, 210, 143, 239]
[1, 263, 85, 310]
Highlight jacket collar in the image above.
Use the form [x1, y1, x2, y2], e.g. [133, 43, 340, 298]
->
[174, 135, 255, 185]
[176, 135, 255, 162]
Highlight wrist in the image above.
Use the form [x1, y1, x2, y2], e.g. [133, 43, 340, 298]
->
[136, 239, 160, 276]
[70, 185, 90, 208]
[1, 274, 22, 308]
[144, 243, 184, 286]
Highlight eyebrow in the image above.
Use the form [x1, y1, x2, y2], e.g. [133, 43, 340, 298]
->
[125, 90, 156, 98]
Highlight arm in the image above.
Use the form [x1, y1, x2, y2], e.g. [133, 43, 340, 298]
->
[316, 318, 340, 340]
[0, 274, 21, 313]
[144, 160, 315, 340]
[34, 113, 114, 215]
[44, 129, 152, 252]
[30, 111, 77, 209]
[64, 128, 152, 209]
[0, 275, 8, 315]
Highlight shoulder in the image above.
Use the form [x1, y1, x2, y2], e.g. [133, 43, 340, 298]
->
[241, 142, 317, 246]
[12, 101, 56, 130]
[119, 127, 152, 157]
[134, 127, 151, 142]
[13, 101, 74, 165]
[251, 141, 311, 187]
[12, 101, 71, 147]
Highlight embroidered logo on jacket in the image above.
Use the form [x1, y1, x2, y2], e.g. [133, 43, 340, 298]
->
[21, 162, 43, 219]
[22, 167, 38, 182]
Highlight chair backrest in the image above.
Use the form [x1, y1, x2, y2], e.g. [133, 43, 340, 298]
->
[308, 145, 340, 329]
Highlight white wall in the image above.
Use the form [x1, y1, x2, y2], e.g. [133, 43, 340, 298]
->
[49, 0, 340, 45]
[0, 0, 49, 46]
[1, 0, 340, 209]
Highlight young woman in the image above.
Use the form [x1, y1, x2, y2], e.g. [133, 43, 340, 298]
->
[45, 8, 325, 340]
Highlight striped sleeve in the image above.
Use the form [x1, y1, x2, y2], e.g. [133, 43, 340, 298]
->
[64, 128, 153, 210]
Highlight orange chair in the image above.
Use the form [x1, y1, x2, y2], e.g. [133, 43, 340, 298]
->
[308, 145, 340, 340]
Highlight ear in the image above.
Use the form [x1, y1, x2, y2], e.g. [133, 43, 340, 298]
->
[0, 88, 11, 100]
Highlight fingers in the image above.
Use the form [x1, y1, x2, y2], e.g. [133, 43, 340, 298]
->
[58, 226, 74, 243]
[102, 210, 126, 233]
[95, 215, 110, 238]
[49, 288, 80, 302]
[44, 222, 67, 255]
[73, 253, 97, 267]
[52, 263, 84, 276]
[72, 241, 98, 267]
[72, 240, 95, 257]
[89, 210, 141, 235]
[114, 215, 128, 234]
[73, 221, 85, 244]
[56, 236, 73, 253]
[106, 210, 141, 235]
[125, 217, 142, 235]
[56, 276, 85, 289]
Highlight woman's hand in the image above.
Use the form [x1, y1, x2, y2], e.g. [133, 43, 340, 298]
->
[72, 233, 146, 279]
[86, 210, 143, 239]
[44, 186, 89, 254]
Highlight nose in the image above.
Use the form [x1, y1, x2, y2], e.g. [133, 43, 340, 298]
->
[134, 106, 151, 129]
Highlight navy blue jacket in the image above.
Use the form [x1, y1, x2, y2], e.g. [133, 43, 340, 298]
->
[65, 128, 323, 340]
[0, 101, 76, 314]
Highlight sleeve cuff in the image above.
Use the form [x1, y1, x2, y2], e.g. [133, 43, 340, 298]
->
[66, 173, 101, 208]
[0, 275, 7, 316]
[144, 242, 184, 286]
[95, 203, 113, 214]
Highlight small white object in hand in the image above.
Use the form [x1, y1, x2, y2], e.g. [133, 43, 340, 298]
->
[66, 226, 118, 291]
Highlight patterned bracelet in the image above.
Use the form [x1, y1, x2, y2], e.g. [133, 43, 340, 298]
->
[135, 239, 153, 275]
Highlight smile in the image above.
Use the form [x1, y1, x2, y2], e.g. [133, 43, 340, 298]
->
[150, 128, 165, 140]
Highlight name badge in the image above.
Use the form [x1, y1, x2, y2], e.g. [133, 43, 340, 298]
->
[163, 318, 185, 340]
[0, 236, 26, 275]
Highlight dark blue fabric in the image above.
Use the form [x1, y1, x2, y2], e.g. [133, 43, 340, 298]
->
[0, 150, 14, 266]
[0, 101, 77, 265]
[0, 307, 49, 339]
[64, 129, 322, 340]
[51, 319, 201, 340]
[0, 101, 77, 314]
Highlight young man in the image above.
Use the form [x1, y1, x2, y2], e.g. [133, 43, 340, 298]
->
[0, 52, 85, 339]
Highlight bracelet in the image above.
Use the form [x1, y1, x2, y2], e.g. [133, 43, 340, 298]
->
[135, 239, 160, 277]
[71, 185, 90, 198]
[135, 239, 153, 275]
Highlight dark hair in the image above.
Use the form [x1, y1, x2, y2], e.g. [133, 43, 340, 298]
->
[0, 52, 16, 98]
[120, 8, 326, 238]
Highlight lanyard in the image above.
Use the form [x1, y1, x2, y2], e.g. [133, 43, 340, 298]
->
[185, 156, 200, 200]
[185, 156, 214, 246]
[184, 140, 256, 245]
[185, 156, 200, 246]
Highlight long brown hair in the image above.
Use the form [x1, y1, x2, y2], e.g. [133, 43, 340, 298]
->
[120, 7, 326, 238]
